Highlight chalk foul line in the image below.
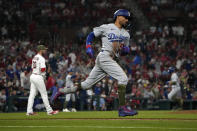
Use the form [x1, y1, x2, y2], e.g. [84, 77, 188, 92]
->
[0, 126, 196, 130]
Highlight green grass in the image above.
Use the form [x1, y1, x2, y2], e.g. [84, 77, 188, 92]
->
[0, 110, 197, 131]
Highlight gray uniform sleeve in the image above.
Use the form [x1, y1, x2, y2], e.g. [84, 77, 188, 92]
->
[124, 31, 130, 46]
[93, 24, 107, 37]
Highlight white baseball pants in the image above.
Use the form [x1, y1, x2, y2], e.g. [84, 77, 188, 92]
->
[27, 74, 53, 114]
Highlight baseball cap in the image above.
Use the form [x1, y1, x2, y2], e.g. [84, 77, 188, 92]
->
[37, 45, 48, 51]
[167, 67, 175, 74]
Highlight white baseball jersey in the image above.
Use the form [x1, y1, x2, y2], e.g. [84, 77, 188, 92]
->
[32, 54, 46, 76]
[93, 23, 130, 57]
[27, 53, 54, 114]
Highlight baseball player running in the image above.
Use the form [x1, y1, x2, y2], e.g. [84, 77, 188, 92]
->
[26, 45, 59, 115]
[53, 9, 138, 116]
[167, 67, 183, 109]
[62, 69, 77, 112]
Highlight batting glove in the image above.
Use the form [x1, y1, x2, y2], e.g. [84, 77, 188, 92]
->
[121, 46, 130, 56]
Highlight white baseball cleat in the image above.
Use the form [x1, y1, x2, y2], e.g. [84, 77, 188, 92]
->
[47, 110, 59, 115]
[71, 108, 77, 112]
[62, 108, 70, 112]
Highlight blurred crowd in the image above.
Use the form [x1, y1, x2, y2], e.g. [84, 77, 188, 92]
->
[0, 0, 197, 112]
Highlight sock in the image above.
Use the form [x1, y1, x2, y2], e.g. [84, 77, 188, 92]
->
[63, 101, 68, 109]
[72, 101, 76, 109]
[177, 98, 183, 108]
[118, 85, 126, 106]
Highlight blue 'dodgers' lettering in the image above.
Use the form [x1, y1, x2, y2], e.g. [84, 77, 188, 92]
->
[107, 33, 127, 42]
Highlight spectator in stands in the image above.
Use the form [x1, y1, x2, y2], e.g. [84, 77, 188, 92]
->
[0, 89, 6, 112]
[92, 82, 102, 111]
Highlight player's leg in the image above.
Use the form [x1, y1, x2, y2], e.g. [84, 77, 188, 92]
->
[71, 93, 77, 112]
[60, 64, 106, 94]
[100, 97, 106, 111]
[26, 76, 38, 115]
[174, 98, 183, 110]
[99, 56, 137, 116]
[100, 58, 128, 106]
[95, 53, 128, 106]
[35, 76, 56, 114]
[81, 64, 107, 90]
[168, 88, 177, 100]
[176, 89, 183, 109]
[63, 94, 71, 112]
[169, 88, 183, 109]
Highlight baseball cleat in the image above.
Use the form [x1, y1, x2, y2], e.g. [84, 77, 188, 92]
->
[71, 108, 77, 112]
[62, 108, 70, 112]
[26, 112, 37, 116]
[118, 106, 138, 117]
[47, 110, 59, 115]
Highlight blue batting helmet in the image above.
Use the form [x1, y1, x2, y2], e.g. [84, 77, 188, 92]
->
[168, 67, 175, 74]
[114, 9, 130, 20]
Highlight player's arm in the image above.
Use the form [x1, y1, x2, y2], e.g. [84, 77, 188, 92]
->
[41, 68, 46, 72]
[169, 81, 177, 86]
[86, 24, 106, 57]
[86, 32, 95, 58]
[120, 35, 130, 56]
[166, 80, 176, 87]
[40, 58, 46, 79]
[71, 75, 77, 80]
[40, 60, 46, 73]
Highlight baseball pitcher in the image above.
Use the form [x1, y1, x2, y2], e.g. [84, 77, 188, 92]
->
[26, 45, 59, 115]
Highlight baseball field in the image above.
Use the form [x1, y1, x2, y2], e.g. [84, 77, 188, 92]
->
[0, 110, 197, 131]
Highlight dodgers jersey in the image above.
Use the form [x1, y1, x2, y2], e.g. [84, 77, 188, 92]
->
[171, 72, 180, 89]
[32, 54, 46, 76]
[93, 23, 130, 57]
[65, 74, 74, 88]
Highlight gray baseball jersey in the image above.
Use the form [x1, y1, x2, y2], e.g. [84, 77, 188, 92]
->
[168, 72, 181, 100]
[94, 23, 130, 57]
[65, 74, 75, 102]
[81, 23, 130, 90]
[66, 74, 74, 88]
[171, 73, 180, 89]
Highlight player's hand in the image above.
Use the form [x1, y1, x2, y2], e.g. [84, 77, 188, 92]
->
[86, 47, 94, 58]
[120, 45, 130, 56]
